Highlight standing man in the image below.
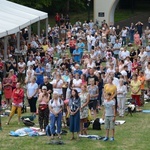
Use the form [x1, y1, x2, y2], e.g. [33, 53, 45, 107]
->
[113, 39, 122, 59]
[69, 37, 76, 56]
[135, 21, 143, 37]
[73, 46, 81, 64]
[39, 76, 53, 99]
[55, 13, 60, 26]
[77, 38, 85, 59]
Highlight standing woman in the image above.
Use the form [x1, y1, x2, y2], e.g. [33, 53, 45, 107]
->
[117, 79, 127, 117]
[72, 73, 82, 93]
[34, 62, 45, 86]
[27, 76, 39, 117]
[130, 74, 141, 108]
[17, 58, 26, 84]
[51, 73, 63, 96]
[6, 82, 24, 125]
[88, 80, 99, 119]
[8, 69, 17, 90]
[68, 89, 81, 140]
[49, 91, 64, 139]
[3, 75, 13, 108]
[134, 31, 141, 46]
[38, 86, 50, 132]
[98, 73, 104, 107]
[79, 85, 90, 135]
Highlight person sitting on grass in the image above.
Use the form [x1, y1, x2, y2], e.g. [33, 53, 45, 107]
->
[102, 93, 116, 141]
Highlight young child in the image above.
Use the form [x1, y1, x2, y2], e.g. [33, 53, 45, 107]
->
[102, 93, 115, 141]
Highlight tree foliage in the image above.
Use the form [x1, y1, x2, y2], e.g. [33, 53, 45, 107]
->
[9, 0, 88, 13]
[9, 0, 52, 9]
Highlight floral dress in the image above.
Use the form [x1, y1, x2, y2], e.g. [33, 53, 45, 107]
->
[80, 92, 89, 119]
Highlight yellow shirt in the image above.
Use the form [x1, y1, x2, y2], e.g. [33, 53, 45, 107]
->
[42, 45, 48, 52]
[104, 84, 117, 96]
[130, 80, 141, 95]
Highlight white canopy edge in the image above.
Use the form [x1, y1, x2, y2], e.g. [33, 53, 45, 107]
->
[1, 0, 48, 20]
[0, 29, 7, 38]
[0, 0, 48, 38]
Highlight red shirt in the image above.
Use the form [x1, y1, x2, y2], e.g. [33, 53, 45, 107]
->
[55, 15, 60, 22]
[12, 88, 24, 104]
[69, 40, 76, 49]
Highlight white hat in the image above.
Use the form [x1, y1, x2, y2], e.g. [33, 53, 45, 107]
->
[42, 86, 47, 90]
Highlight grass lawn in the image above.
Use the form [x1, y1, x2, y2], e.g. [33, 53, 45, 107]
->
[0, 102, 150, 150]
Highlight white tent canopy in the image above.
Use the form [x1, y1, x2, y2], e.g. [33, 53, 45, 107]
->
[0, 0, 48, 38]
[0, 29, 7, 37]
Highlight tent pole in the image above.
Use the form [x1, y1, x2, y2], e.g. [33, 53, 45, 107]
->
[37, 21, 40, 37]
[17, 32, 20, 51]
[4, 36, 7, 78]
[46, 18, 48, 38]
[28, 25, 31, 43]
[4, 36, 7, 61]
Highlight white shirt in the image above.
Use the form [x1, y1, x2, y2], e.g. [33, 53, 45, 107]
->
[145, 68, 150, 80]
[124, 60, 132, 71]
[138, 51, 147, 62]
[121, 29, 127, 37]
[73, 79, 82, 93]
[121, 70, 127, 76]
[120, 51, 130, 60]
[113, 77, 119, 87]
[87, 35, 94, 44]
[27, 83, 38, 98]
[87, 62, 96, 69]
[117, 85, 127, 97]
[27, 60, 35, 68]
[46, 63, 51, 72]
[18, 62, 26, 73]
[110, 35, 116, 44]
[51, 79, 63, 95]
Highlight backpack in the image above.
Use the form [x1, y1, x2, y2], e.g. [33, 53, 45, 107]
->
[93, 118, 101, 130]
[22, 119, 35, 127]
[51, 99, 62, 104]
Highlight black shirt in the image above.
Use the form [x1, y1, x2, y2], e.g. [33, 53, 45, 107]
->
[87, 75, 98, 85]
[40, 82, 53, 99]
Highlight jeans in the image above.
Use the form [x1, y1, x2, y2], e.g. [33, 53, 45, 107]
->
[122, 37, 126, 46]
[129, 33, 134, 43]
[87, 43, 92, 52]
[117, 97, 126, 116]
[50, 112, 62, 134]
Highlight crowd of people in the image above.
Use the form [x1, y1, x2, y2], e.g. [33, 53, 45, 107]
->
[0, 13, 150, 141]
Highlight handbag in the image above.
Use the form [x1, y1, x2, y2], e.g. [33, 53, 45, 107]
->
[39, 104, 48, 110]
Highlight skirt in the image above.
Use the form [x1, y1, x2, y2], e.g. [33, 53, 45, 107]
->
[69, 111, 80, 133]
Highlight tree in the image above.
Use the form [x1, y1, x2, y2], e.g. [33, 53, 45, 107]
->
[9, 0, 52, 10]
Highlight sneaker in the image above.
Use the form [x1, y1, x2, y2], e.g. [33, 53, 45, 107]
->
[110, 137, 114, 141]
[103, 137, 109, 141]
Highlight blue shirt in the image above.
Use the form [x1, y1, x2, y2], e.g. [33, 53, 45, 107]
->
[77, 42, 85, 53]
[73, 69, 83, 76]
[73, 49, 81, 63]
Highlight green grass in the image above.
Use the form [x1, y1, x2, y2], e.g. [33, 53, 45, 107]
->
[1, 102, 150, 150]
[114, 9, 135, 23]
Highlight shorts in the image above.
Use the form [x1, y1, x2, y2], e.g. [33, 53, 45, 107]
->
[105, 116, 115, 130]
[88, 100, 97, 110]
